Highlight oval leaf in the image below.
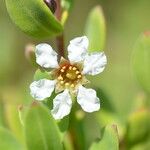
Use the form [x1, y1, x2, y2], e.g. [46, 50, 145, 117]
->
[5, 0, 63, 38]
[125, 109, 150, 146]
[132, 32, 150, 93]
[85, 6, 106, 52]
[90, 125, 119, 150]
[24, 103, 63, 150]
[0, 127, 23, 150]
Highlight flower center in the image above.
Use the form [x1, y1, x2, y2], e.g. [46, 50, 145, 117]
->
[57, 64, 82, 88]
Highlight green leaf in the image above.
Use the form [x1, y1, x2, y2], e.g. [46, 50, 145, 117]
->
[130, 139, 150, 150]
[5, 0, 63, 38]
[0, 127, 23, 150]
[0, 100, 5, 127]
[34, 69, 51, 81]
[63, 132, 74, 150]
[85, 6, 106, 52]
[69, 110, 100, 150]
[61, 0, 74, 25]
[132, 32, 150, 93]
[24, 103, 63, 150]
[61, 0, 74, 11]
[89, 125, 119, 150]
[96, 110, 125, 139]
[58, 116, 69, 135]
[125, 109, 150, 146]
[5, 104, 24, 143]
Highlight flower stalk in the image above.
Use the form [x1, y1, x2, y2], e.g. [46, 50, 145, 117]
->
[55, 0, 65, 58]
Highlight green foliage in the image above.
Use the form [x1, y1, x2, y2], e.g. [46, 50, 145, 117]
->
[130, 140, 150, 150]
[0, 127, 23, 150]
[4, 105, 24, 143]
[34, 69, 51, 81]
[58, 116, 69, 136]
[69, 112, 100, 150]
[2, 1, 150, 150]
[61, 0, 74, 25]
[24, 103, 63, 150]
[132, 32, 150, 93]
[0, 100, 5, 127]
[125, 109, 150, 147]
[89, 125, 119, 150]
[5, 0, 63, 38]
[96, 110, 125, 139]
[62, 0, 74, 11]
[85, 6, 106, 52]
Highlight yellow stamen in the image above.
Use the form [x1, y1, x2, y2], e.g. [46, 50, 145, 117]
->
[58, 76, 63, 80]
[77, 75, 82, 79]
[76, 71, 80, 74]
[62, 66, 66, 69]
[65, 82, 69, 86]
[71, 84, 75, 88]
[60, 81, 64, 84]
[69, 66, 72, 70]
[73, 67, 77, 70]
[61, 69, 65, 72]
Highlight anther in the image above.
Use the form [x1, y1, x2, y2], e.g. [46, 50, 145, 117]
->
[61, 69, 65, 72]
[73, 67, 77, 70]
[62, 66, 66, 69]
[77, 75, 82, 79]
[76, 71, 80, 74]
[69, 66, 72, 70]
[65, 82, 69, 86]
[71, 84, 75, 88]
[58, 76, 63, 80]
[60, 81, 64, 84]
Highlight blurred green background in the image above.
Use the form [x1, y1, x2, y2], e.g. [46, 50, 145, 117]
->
[0, 0, 150, 149]
[1, 0, 150, 114]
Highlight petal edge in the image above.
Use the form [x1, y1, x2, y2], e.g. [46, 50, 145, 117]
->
[51, 90, 72, 120]
[82, 52, 107, 75]
[35, 43, 59, 68]
[77, 86, 100, 112]
[67, 36, 89, 63]
[30, 79, 56, 100]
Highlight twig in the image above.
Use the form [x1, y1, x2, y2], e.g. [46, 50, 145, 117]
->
[55, 0, 65, 58]
[56, 34, 65, 58]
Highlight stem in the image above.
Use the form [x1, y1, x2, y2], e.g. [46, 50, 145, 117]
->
[55, 0, 62, 20]
[56, 34, 65, 58]
[55, 0, 65, 58]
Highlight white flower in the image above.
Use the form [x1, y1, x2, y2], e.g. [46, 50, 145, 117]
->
[30, 36, 107, 120]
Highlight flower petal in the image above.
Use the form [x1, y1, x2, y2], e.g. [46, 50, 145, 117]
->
[67, 36, 89, 63]
[35, 43, 59, 68]
[51, 90, 72, 120]
[30, 79, 56, 100]
[77, 86, 100, 112]
[82, 52, 107, 75]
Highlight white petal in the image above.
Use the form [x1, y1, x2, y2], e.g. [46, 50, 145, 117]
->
[77, 86, 100, 112]
[82, 52, 107, 75]
[51, 90, 72, 120]
[67, 36, 89, 63]
[35, 43, 59, 68]
[30, 79, 56, 100]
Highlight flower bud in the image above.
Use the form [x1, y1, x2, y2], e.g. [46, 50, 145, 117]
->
[25, 44, 37, 67]
[44, 0, 57, 14]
